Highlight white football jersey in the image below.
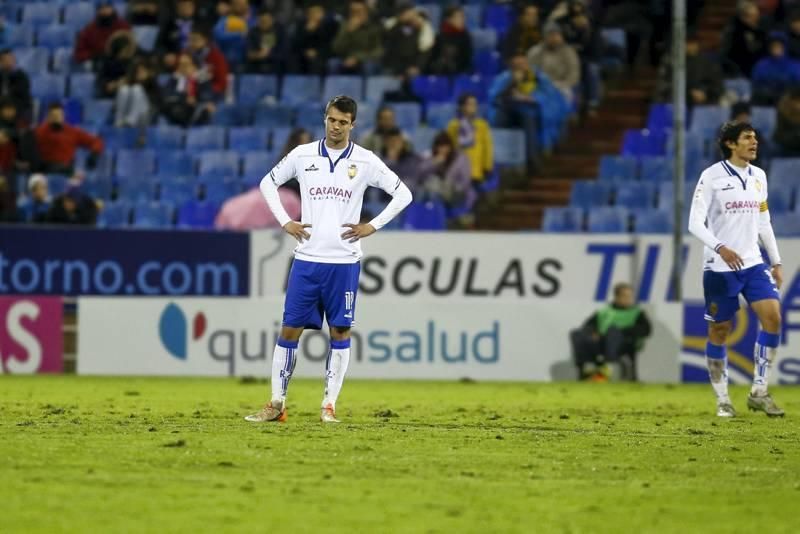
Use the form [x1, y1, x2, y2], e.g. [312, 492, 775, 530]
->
[688, 160, 770, 272]
[267, 140, 404, 264]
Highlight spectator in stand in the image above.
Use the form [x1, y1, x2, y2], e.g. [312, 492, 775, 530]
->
[215, 186, 300, 231]
[527, 23, 581, 104]
[162, 53, 215, 127]
[332, 0, 384, 75]
[359, 106, 410, 154]
[186, 27, 229, 98]
[488, 53, 569, 170]
[0, 49, 31, 121]
[0, 98, 37, 173]
[556, 1, 602, 114]
[656, 33, 724, 106]
[35, 103, 103, 175]
[75, 1, 132, 67]
[504, 5, 542, 60]
[751, 32, 800, 105]
[382, 3, 429, 77]
[381, 126, 423, 202]
[95, 31, 139, 99]
[427, 5, 473, 75]
[127, 0, 161, 25]
[115, 60, 162, 127]
[290, 3, 339, 75]
[213, 0, 254, 68]
[16, 174, 50, 223]
[418, 131, 475, 224]
[787, 10, 800, 59]
[47, 181, 98, 226]
[447, 93, 494, 186]
[721, 1, 767, 77]
[246, 8, 286, 74]
[774, 87, 800, 156]
[156, 0, 197, 71]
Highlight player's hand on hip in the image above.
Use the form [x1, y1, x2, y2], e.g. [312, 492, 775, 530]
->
[718, 246, 744, 270]
[284, 221, 311, 242]
[771, 264, 783, 289]
[341, 223, 376, 243]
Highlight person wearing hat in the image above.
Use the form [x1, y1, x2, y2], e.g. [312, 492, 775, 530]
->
[751, 31, 800, 105]
[16, 174, 50, 224]
[74, 1, 132, 66]
[47, 180, 98, 226]
[526, 22, 580, 104]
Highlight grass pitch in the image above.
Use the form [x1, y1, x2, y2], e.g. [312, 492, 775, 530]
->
[1, 377, 798, 533]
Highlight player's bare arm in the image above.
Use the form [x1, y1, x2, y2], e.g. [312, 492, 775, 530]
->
[341, 223, 375, 242]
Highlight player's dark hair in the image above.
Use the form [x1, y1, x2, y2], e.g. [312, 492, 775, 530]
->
[457, 93, 476, 108]
[325, 95, 358, 123]
[718, 120, 755, 159]
[613, 283, 632, 297]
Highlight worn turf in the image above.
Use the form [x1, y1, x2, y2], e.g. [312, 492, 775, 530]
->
[0, 377, 797, 533]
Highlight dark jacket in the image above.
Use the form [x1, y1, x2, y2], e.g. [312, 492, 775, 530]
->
[156, 17, 195, 54]
[656, 52, 724, 104]
[583, 304, 652, 343]
[246, 25, 287, 74]
[47, 194, 98, 225]
[382, 22, 423, 75]
[0, 69, 32, 118]
[290, 16, 338, 74]
[721, 16, 767, 76]
[74, 14, 132, 63]
[503, 21, 541, 60]
[427, 23, 473, 75]
[774, 92, 800, 153]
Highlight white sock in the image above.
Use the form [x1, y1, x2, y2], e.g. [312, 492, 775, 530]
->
[706, 341, 729, 404]
[751, 331, 780, 396]
[322, 340, 351, 409]
[271, 339, 297, 403]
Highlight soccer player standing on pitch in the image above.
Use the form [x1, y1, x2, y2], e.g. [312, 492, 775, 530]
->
[688, 121, 784, 418]
[245, 95, 412, 423]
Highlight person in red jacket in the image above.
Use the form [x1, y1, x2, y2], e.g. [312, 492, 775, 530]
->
[35, 103, 104, 175]
[74, 1, 132, 65]
[186, 28, 229, 98]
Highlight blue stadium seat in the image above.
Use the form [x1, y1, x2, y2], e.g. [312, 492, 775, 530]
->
[492, 128, 526, 166]
[30, 74, 66, 103]
[411, 127, 438, 152]
[197, 150, 240, 177]
[402, 200, 446, 230]
[212, 103, 252, 126]
[98, 200, 131, 228]
[426, 102, 456, 129]
[147, 125, 185, 150]
[132, 201, 174, 229]
[724, 78, 752, 101]
[766, 187, 793, 214]
[355, 101, 376, 131]
[639, 156, 673, 182]
[587, 207, 629, 233]
[470, 29, 498, 51]
[69, 73, 95, 99]
[614, 182, 656, 209]
[473, 50, 502, 77]
[570, 180, 613, 208]
[621, 129, 666, 158]
[99, 126, 139, 150]
[322, 75, 364, 102]
[752, 106, 777, 138]
[64, 3, 94, 31]
[769, 158, 800, 182]
[203, 180, 241, 205]
[82, 174, 113, 200]
[237, 74, 279, 105]
[117, 179, 158, 203]
[177, 199, 219, 229]
[453, 74, 490, 103]
[228, 127, 269, 151]
[463, 5, 482, 29]
[79, 151, 114, 177]
[411, 75, 452, 103]
[37, 25, 73, 49]
[656, 181, 694, 211]
[772, 213, 800, 237]
[158, 178, 197, 206]
[633, 210, 672, 233]
[483, 4, 512, 35]
[81, 99, 112, 127]
[133, 25, 158, 51]
[418, 4, 442, 28]
[242, 151, 275, 183]
[52, 47, 77, 73]
[156, 151, 195, 177]
[47, 175, 68, 196]
[186, 126, 226, 150]
[22, 3, 60, 28]
[294, 102, 326, 130]
[15, 47, 50, 74]
[281, 75, 321, 105]
[598, 155, 638, 181]
[386, 102, 422, 131]
[646, 103, 673, 131]
[666, 130, 709, 160]
[116, 149, 156, 179]
[270, 127, 292, 152]
[365, 75, 402, 103]
[541, 207, 584, 232]
[5, 25, 34, 47]
[253, 104, 294, 128]
[690, 105, 728, 134]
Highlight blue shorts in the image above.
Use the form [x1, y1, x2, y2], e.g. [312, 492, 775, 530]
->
[703, 264, 779, 323]
[282, 259, 360, 330]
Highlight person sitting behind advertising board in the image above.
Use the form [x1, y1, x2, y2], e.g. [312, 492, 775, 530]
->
[47, 181, 98, 226]
[569, 282, 652, 381]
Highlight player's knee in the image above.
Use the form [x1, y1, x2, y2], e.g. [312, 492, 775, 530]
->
[708, 321, 732, 343]
[330, 326, 351, 340]
[762, 312, 781, 333]
[279, 326, 303, 342]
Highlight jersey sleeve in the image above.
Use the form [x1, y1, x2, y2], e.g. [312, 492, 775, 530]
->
[366, 152, 412, 230]
[758, 174, 782, 266]
[687, 172, 724, 252]
[367, 153, 403, 194]
[259, 149, 298, 228]
[267, 150, 298, 187]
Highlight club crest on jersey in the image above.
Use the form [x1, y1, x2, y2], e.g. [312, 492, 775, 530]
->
[348, 164, 357, 179]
